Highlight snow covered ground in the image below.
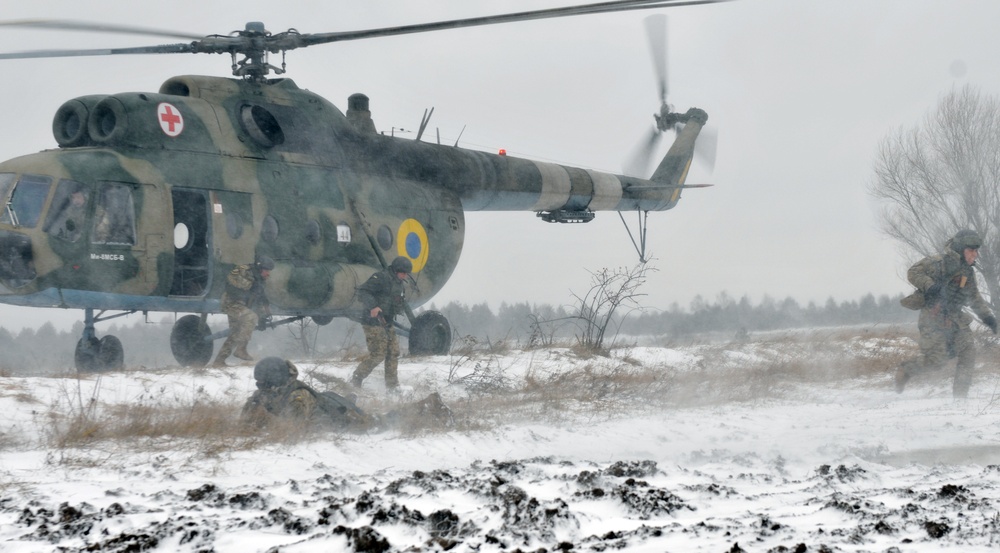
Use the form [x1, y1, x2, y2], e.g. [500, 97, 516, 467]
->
[3, 328, 1000, 552]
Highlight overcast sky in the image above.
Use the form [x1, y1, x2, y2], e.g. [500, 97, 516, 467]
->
[1, 0, 998, 331]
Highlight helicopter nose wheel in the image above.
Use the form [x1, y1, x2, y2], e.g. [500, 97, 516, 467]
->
[75, 314, 124, 373]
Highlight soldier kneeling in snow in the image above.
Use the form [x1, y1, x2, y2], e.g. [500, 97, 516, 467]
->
[241, 357, 452, 431]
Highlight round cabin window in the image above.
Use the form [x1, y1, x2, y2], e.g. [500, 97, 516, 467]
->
[261, 215, 279, 242]
[173, 222, 191, 249]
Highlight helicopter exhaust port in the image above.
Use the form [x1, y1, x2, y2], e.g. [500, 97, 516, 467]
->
[537, 209, 595, 224]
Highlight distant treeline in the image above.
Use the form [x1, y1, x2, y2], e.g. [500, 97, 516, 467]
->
[0, 292, 911, 374]
[432, 292, 912, 344]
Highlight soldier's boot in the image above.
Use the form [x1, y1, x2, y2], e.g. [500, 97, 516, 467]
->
[211, 350, 230, 368]
[895, 360, 915, 394]
[234, 347, 255, 362]
[350, 372, 365, 389]
[352, 357, 379, 389]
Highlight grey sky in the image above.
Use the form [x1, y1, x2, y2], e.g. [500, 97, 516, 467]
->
[0, 0, 997, 330]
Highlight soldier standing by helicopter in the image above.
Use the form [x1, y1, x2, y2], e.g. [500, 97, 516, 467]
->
[896, 229, 997, 398]
[212, 256, 274, 367]
[350, 256, 412, 391]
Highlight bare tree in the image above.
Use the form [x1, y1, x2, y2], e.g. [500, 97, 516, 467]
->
[870, 85, 1000, 308]
[572, 261, 654, 352]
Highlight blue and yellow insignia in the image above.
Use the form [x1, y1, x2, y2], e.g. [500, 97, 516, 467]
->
[397, 218, 429, 272]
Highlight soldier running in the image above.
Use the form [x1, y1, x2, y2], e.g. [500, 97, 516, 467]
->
[350, 256, 412, 391]
[896, 229, 997, 398]
[212, 255, 274, 367]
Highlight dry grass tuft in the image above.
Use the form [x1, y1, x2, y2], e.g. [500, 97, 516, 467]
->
[46, 397, 271, 455]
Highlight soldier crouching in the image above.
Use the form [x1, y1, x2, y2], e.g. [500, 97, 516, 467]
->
[242, 357, 452, 431]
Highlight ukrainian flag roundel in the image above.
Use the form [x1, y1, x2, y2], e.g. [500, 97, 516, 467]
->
[397, 218, 429, 272]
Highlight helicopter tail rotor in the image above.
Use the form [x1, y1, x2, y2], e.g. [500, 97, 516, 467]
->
[624, 13, 716, 178]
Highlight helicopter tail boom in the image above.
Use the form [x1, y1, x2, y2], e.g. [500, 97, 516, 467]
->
[450, 107, 708, 215]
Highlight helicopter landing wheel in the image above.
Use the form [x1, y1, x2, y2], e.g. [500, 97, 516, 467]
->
[408, 311, 452, 356]
[97, 335, 124, 371]
[170, 314, 214, 367]
[75, 334, 124, 372]
[74, 336, 100, 373]
[312, 315, 334, 326]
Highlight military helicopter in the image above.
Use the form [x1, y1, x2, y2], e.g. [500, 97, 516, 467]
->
[0, 0, 722, 372]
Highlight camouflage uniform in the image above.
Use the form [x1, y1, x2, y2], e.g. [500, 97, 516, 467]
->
[242, 358, 378, 431]
[351, 258, 410, 389]
[213, 261, 270, 367]
[242, 379, 318, 427]
[898, 232, 997, 397]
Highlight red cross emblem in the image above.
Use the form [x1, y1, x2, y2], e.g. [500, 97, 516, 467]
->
[157, 102, 184, 137]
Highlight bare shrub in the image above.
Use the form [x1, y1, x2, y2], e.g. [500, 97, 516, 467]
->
[450, 356, 514, 396]
[571, 262, 654, 353]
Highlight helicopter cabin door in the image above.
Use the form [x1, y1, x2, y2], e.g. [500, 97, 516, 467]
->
[169, 188, 210, 296]
[207, 190, 255, 266]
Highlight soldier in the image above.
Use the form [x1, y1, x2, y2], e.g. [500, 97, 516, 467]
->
[242, 357, 451, 431]
[46, 189, 87, 242]
[896, 229, 997, 398]
[350, 256, 412, 390]
[212, 256, 274, 367]
[242, 357, 372, 430]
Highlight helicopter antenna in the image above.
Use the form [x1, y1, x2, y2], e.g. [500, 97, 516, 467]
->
[453, 125, 467, 147]
[416, 107, 434, 142]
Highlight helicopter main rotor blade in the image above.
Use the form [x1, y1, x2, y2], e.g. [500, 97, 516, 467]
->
[0, 43, 194, 60]
[644, 14, 668, 104]
[0, 19, 203, 40]
[297, 0, 729, 47]
[0, 0, 732, 68]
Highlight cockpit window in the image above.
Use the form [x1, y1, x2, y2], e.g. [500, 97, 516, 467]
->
[92, 183, 137, 246]
[0, 173, 15, 205]
[44, 180, 90, 243]
[0, 174, 53, 228]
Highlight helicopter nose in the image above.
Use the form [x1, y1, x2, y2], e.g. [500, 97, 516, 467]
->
[0, 230, 36, 288]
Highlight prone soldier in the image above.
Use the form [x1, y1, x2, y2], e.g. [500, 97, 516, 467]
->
[242, 357, 452, 431]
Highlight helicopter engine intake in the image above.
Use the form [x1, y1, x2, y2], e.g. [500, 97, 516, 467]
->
[52, 95, 108, 148]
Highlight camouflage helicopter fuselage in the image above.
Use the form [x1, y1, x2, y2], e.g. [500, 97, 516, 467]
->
[0, 74, 703, 343]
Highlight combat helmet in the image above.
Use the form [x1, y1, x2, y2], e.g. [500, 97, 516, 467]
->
[253, 357, 297, 389]
[949, 229, 982, 253]
[389, 256, 413, 273]
[255, 255, 276, 271]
